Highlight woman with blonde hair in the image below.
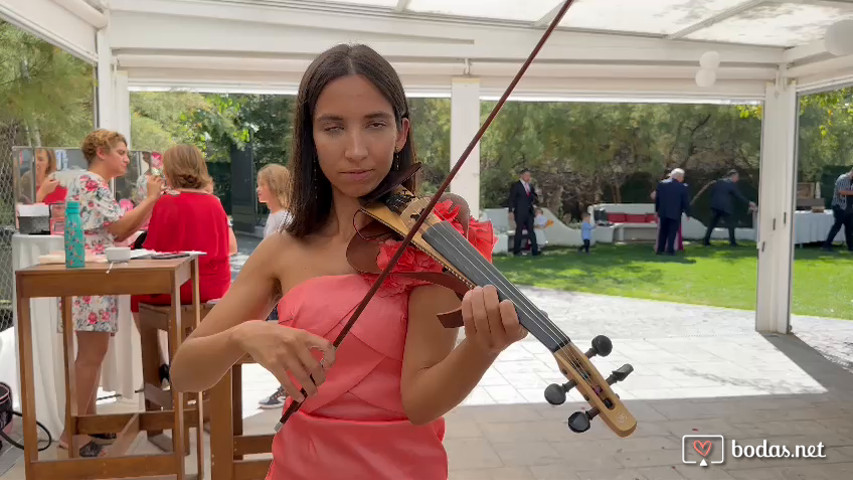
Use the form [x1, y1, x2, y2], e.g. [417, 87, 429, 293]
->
[257, 163, 293, 237]
[58, 129, 163, 457]
[256, 163, 294, 409]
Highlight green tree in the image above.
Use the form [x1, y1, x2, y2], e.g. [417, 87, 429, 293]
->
[130, 91, 208, 151]
[0, 21, 94, 147]
[409, 98, 451, 196]
[797, 88, 853, 182]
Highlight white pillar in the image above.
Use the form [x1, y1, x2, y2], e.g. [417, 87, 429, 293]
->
[114, 70, 131, 147]
[95, 29, 113, 130]
[450, 77, 481, 217]
[755, 79, 798, 334]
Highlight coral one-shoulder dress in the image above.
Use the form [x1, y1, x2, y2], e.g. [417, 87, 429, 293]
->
[266, 201, 496, 480]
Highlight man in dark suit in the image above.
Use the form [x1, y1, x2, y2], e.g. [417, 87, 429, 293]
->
[508, 168, 540, 256]
[702, 169, 756, 247]
[655, 168, 691, 255]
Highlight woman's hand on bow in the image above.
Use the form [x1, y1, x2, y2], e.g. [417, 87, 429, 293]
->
[461, 285, 527, 356]
[233, 320, 336, 402]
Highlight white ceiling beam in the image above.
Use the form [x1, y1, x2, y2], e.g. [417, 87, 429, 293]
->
[116, 52, 776, 81]
[783, 39, 831, 64]
[125, 68, 766, 102]
[395, 0, 412, 12]
[107, 10, 784, 65]
[52, 0, 107, 28]
[667, 0, 765, 40]
[796, 72, 853, 94]
[0, 0, 98, 61]
[786, 53, 853, 78]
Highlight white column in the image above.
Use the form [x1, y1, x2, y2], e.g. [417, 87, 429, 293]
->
[755, 79, 798, 334]
[114, 70, 131, 147]
[449, 77, 481, 217]
[95, 29, 113, 129]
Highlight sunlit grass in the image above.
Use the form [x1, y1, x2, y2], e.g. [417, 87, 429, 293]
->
[493, 242, 852, 320]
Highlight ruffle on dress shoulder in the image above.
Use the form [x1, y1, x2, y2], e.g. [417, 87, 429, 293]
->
[362, 199, 497, 295]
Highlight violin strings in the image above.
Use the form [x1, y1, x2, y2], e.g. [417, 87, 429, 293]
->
[428, 223, 600, 398]
[428, 225, 594, 397]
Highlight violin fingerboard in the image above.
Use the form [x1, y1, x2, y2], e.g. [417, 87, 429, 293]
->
[422, 221, 569, 353]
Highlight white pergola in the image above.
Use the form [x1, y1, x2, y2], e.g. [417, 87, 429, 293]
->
[3, 0, 853, 336]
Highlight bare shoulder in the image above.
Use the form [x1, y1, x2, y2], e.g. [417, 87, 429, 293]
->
[250, 230, 300, 273]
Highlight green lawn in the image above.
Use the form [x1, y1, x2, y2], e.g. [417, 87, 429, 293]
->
[493, 242, 853, 320]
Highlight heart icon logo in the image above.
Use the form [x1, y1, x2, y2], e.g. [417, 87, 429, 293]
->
[693, 440, 712, 457]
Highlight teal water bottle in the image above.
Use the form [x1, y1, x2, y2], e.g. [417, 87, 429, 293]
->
[64, 200, 85, 268]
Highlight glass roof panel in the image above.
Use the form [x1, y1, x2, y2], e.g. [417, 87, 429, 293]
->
[686, 3, 853, 47]
[685, 2, 853, 47]
[406, 0, 562, 22]
[558, 0, 751, 35]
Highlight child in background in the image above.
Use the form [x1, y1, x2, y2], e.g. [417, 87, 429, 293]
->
[534, 207, 548, 229]
[579, 212, 594, 254]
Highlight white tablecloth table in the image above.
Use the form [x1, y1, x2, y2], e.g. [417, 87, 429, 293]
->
[794, 210, 845, 245]
[5, 234, 142, 437]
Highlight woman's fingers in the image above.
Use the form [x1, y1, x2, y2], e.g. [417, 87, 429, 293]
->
[483, 286, 507, 348]
[265, 361, 304, 402]
[301, 332, 336, 369]
[283, 354, 318, 398]
[470, 287, 493, 350]
[499, 299, 525, 341]
[461, 289, 476, 340]
[293, 343, 327, 391]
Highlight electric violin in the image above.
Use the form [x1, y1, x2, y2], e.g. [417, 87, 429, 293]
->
[276, 0, 637, 437]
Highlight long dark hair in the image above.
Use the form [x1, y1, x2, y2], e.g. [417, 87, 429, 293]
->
[286, 44, 417, 238]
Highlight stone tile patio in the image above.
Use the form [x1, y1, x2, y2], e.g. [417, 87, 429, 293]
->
[4, 238, 853, 479]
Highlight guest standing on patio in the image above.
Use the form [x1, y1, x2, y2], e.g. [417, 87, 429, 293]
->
[822, 166, 853, 251]
[654, 168, 691, 255]
[57, 129, 163, 457]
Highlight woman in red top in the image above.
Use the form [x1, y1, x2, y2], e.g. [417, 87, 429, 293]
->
[131, 144, 232, 373]
[19, 148, 68, 204]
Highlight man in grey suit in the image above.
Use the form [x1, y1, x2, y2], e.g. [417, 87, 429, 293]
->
[702, 170, 756, 247]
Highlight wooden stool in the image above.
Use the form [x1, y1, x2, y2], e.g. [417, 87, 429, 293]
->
[209, 355, 275, 480]
[138, 302, 214, 473]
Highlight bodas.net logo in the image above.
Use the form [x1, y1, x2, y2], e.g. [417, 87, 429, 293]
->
[682, 434, 725, 467]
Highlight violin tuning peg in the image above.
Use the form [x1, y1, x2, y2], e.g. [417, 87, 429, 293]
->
[568, 407, 599, 433]
[585, 335, 612, 358]
[544, 380, 576, 405]
[606, 364, 634, 385]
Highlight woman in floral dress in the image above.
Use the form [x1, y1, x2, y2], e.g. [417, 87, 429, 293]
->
[57, 129, 164, 457]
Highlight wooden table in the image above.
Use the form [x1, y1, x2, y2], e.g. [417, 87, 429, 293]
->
[15, 257, 205, 480]
[209, 357, 274, 480]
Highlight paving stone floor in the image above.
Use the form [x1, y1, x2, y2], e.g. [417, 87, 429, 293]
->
[5, 286, 852, 479]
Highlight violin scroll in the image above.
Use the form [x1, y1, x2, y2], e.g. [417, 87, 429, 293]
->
[547, 338, 636, 437]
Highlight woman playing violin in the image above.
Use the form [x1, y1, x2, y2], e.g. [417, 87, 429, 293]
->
[169, 43, 527, 479]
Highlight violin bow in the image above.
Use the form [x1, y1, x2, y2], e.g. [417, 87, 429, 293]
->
[276, 0, 579, 431]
